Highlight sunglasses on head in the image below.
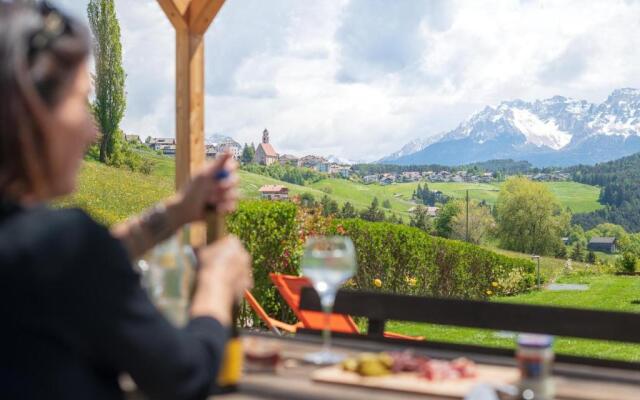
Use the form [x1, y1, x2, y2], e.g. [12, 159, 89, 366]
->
[28, 1, 72, 61]
[1, 0, 72, 62]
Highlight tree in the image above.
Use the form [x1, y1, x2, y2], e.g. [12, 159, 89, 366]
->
[385, 213, 402, 225]
[616, 252, 637, 274]
[570, 242, 585, 262]
[586, 251, 597, 264]
[320, 195, 338, 217]
[382, 199, 392, 209]
[450, 200, 495, 244]
[360, 197, 385, 222]
[340, 202, 358, 219]
[555, 245, 567, 259]
[409, 206, 433, 232]
[241, 143, 255, 164]
[495, 177, 570, 255]
[568, 224, 587, 246]
[434, 201, 461, 238]
[299, 192, 316, 208]
[88, 0, 126, 164]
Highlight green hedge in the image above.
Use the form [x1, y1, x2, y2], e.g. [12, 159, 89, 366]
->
[227, 200, 302, 326]
[227, 202, 535, 328]
[331, 219, 536, 299]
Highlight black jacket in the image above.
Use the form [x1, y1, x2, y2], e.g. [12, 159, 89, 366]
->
[0, 202, 228, 400]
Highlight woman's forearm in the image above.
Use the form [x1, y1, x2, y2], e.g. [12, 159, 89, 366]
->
[111, 195, 187, 260]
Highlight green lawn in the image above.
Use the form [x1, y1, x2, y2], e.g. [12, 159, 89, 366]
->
[374, 181, 602, 214]
[388, 275, 640, 362]
[545, 181, 604, 213]
[484, 246, 600, 283]
[308, 179, 601, 218]
[238, 170, 326, 200]
[57, 161, 173, 225]
[308, 178, 415, 217]
[133, 149, 175, 179]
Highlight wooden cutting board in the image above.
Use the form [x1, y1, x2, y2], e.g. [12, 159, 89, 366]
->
[311, 364, 520, 399]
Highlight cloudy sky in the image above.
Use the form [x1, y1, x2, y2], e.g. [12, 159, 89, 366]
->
[57, 0, 640, 161]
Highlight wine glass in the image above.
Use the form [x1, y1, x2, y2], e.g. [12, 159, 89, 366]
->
[302, 236, 358, 365]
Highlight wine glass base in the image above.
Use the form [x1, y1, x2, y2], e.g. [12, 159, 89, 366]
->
[304, 350, 345, 366]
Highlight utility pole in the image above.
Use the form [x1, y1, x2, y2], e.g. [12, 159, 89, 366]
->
[532, 255, 541, 290]
[465, 189, 469, 243]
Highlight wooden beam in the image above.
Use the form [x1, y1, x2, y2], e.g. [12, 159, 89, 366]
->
[158, 0, 227, 246]
[156, 0, 188, 31]
[173, 0, 191, 15]
[175, 29, 207, 246]
[188, 0, 226, 34]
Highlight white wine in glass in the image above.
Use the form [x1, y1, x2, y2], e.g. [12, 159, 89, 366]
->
[301, 236, 357, 365]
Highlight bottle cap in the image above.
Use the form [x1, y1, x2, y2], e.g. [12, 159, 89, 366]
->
[517, 334, 554, 348]
[215, 169, 230, 181]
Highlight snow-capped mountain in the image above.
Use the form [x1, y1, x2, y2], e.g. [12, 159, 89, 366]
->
[384, 88, 640, 167]
[206, 134, 240, 147]
[378, 134, 445, 162]
[326, 155, 357, 165]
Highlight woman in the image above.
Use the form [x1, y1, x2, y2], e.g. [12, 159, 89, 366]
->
[0, 2, 252, 399]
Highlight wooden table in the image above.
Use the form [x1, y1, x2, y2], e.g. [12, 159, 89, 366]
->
[220, 333, 640, 400]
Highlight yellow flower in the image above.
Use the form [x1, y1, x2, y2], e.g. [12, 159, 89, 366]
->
[491, 281, 499, 288]
[373, 278, 382, 288]
[486, 290, 493, 296]
[407, 277, 417, 287]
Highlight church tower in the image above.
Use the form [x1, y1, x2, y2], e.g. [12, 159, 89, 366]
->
[262, 129, 269, 144]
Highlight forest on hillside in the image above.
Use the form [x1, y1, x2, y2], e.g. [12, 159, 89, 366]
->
[569, 153, 640, 232]
[356, 159, 535, 176]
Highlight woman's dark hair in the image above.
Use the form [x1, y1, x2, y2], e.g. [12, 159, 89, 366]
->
[0, 0, 90, 198]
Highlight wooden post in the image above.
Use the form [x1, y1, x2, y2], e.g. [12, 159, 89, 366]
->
[157, 0, 226, 246]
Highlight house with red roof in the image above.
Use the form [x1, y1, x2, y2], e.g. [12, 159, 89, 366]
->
[259, 185, 289, 200]
[255, 129, 279, 166]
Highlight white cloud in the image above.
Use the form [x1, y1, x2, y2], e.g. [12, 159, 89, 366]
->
[55, 0, 640, 161]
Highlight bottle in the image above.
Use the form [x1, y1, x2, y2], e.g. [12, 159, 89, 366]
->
[516, 334, 555, 400]
[209, 167, 243, 393]
[216, 305, 243, 393]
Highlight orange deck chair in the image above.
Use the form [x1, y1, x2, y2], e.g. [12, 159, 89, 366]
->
[243, 290, 301, 335]
[269, 273, 423, 341]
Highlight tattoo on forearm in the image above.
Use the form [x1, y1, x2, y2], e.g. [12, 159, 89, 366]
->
[142, 204, 174, 243]
[117, 203, 178, 260]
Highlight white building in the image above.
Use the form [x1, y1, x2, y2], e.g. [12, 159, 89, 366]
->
[363, 175, 378, 184]
[218, 142, 242, 160]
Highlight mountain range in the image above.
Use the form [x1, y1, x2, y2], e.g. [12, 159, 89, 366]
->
[382, 88, 640, 167]
[206, 134, 240, 147]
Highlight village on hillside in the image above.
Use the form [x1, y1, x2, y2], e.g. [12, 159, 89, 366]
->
[132, 129, 571, 194]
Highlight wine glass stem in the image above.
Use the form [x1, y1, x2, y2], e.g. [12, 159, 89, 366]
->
[321, 303, 332, 354]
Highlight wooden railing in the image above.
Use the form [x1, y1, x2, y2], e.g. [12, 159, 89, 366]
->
[299, 288, 640, 371]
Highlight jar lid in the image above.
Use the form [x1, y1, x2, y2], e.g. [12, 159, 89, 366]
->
[517, 334, 554, 348]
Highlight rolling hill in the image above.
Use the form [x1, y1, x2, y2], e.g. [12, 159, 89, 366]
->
[60, 155, 602, 227]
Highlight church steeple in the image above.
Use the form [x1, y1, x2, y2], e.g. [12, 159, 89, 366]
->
[262, 129, 269, 144]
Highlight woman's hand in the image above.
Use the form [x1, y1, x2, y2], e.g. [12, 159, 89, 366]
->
[173, 152, 240, 225]
[190, 236, 253, 326]
[111, 153, 239, 261]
